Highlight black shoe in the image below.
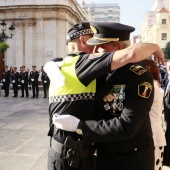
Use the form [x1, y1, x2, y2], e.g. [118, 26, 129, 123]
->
[3, 95, 8, 97]
[36, 96, 38, 98]
[20, 96, 24, 98]
[31, 96, 35, 98]
[13, 95, 17, 97]
[26, 96, 29, 98]
[43, 96, 46, 98]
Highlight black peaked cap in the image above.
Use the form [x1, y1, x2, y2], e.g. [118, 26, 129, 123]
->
[87, 22, 135, 45]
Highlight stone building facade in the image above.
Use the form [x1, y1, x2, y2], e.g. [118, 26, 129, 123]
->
[0, 0, 90, 71]
[140, 0, 170, 50]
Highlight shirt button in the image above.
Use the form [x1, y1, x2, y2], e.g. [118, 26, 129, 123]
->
[134, 148, 138, 151]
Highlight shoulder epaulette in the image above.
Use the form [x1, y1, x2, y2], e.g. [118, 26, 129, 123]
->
[130, 64, 147, 76]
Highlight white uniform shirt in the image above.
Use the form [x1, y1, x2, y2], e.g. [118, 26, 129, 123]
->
[149, 80, 166, 146]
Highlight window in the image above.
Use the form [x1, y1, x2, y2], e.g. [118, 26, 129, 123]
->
[108, 16, 113, 19]
[162, 33, 167, 40]
[162, 19, 166, 24]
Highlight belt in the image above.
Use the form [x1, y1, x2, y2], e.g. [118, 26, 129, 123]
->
[51, 138, 94, 158]
[51, 138, 63, 154]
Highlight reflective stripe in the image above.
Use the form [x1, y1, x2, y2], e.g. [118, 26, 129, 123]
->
[49, 93, 95, 103]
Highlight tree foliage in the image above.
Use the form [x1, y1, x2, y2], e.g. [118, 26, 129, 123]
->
[0, 42, 9, 52]
[164, 41, 170, 60]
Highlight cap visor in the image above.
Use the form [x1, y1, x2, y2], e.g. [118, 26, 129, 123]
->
[87, 38, 110, 46]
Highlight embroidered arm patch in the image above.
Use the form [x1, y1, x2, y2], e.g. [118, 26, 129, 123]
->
[130, 65, 147, 75]
[138, 82, 152, 98]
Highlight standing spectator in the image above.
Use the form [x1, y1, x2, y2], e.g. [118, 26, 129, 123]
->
[9, 66, 14, 86]
[163, 61, 170, 167]
[141, 59, 166, 170]
[30, 66, 39, 98]
[41, 66, 50, 98]
[159, 65, 168, 89]
[11, 67, 19, 97]
[27, 68, 31, 90]
[2, 65, 10, 97]
[38, 69, 43, 91]
[20, 65, 29, 98]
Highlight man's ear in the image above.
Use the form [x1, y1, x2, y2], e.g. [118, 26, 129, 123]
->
[117, 42, 124, 50]
[79, 36, 86, 47]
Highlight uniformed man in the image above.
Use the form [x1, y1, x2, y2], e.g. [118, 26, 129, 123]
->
[52, 22, 163, 170]
[41, 66, 50, 98]
[20, 65, 29, 98]
[45, 22, 164, 170]
[2, 65, 10, 97]
[30, 65, 39, 98]
[11, 67, 19, 97]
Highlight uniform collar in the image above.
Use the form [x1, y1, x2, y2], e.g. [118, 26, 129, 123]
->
[67, 51, 86, 57]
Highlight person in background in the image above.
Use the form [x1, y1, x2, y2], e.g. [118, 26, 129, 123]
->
[30, 65, 39, 98]
[27, 68, 31, 90]
[163, 60, 170, 167]
[141, 59, 166, 170]
[51, 22, 164, 170]
[9, 66, 14, 86]
[41, 66, 50, 98]
[20, 65, 29, 98]
[11, 67, 19, 97]
[2, 65, 10, 97]
[159, 65, 168, 89]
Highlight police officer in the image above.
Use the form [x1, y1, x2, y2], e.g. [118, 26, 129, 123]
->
[11, 67, 19, 97]
[45, 22, 164, 170]
[41, 66, 50, 98]
[2, 65, 10, 97]
[30, 65, 39, 98]
[20, 65, 29, 98]
[52, 22, 163, 170]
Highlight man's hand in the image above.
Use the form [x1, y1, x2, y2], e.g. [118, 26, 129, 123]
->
[44, 61, 65, 88]
[52, 114, 80, 132]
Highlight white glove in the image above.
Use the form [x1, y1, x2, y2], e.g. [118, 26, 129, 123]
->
[12, 80, 15, 83]
[44, 61, 65, 88]
[2, 79, 5, 82]
[31, 79, 34, 82]
[21, 80, 24, 83]
[52, 114, 80, 132]
[44, 80, 47, 83]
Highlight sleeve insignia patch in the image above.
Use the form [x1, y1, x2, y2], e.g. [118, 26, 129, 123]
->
[88, 53, 104, 59]
[130, 65, 147, 75]
[138, 82, 152, 98]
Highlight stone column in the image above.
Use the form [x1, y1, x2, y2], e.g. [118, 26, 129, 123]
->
[24, 21, 34, 69]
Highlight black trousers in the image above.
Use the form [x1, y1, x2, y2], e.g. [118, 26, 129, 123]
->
[48, 147, 94, 170]
[13, 83, 18, 97]
[21, 83, 29, 97]
[43, 83, 49, 97]
[31, 82, 39, 97]
[3, 82, 9, 96]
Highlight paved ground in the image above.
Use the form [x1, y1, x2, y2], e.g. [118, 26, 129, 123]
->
[0, 90, 170, 170]
[0, 90, 49, 170]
